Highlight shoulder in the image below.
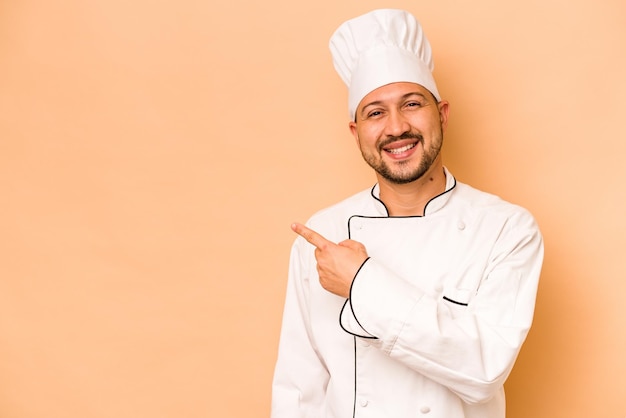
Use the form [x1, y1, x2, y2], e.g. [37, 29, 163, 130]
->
[452, 181, 539, 229]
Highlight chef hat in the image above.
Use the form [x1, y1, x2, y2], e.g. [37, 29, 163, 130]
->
[329, 9, 440, 120]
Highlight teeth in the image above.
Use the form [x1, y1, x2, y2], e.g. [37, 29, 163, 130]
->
[387, 143, 416, 154]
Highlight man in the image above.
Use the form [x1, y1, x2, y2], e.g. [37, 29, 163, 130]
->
[271, 9, 543, 418]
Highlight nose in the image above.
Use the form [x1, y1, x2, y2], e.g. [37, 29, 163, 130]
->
[383, 109, 411, 138]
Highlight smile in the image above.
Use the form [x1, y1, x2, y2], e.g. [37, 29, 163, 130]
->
[386, 143, 417, 154]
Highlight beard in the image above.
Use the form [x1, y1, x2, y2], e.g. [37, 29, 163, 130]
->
[360, 129, 443, 185]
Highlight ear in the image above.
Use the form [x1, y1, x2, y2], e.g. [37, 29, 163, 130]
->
[438, 100, 450, 132]
[349, 121, 360, 146]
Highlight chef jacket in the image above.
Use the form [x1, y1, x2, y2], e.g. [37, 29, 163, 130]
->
[271, 168, 544, 418]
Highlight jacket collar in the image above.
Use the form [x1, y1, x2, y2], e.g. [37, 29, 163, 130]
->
[370, 167, 457, 217]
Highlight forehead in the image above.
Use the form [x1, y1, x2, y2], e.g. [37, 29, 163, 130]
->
[358, 82, 432, 109]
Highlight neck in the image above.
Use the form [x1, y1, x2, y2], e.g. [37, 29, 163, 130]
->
[377, 165, 447, 217]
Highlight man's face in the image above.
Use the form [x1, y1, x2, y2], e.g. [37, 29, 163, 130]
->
[349, 82, 449, 185]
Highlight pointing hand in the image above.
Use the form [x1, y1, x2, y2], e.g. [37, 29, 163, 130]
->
[291, 222, 368, 298]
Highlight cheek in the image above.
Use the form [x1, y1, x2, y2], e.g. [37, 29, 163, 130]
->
[356, 125, 382, 147]
[357, 134, 378, 151]
[413, 117, 441, 136]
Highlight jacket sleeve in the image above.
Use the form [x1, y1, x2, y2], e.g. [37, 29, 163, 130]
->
[340, 210, 544, 404]
[271, 237, 329, 418]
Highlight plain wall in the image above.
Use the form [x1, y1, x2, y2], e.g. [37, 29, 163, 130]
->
[1, 0, 624, 416]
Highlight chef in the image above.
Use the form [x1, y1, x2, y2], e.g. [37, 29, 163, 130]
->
[271, 8, 543, 418]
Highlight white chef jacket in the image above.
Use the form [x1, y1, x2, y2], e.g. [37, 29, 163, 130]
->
[271, 168, 544, 418]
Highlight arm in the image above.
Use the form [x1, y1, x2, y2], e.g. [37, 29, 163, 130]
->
[271, 238, 329, 418]
[342, 211, 544, 403]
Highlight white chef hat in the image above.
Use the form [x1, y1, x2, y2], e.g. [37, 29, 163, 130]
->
[329, 9, 440, 120]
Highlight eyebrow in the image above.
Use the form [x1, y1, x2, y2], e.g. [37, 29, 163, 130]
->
[359, 92, 429, 118]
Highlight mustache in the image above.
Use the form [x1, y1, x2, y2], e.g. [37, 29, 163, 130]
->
[378, 132, 423, 151]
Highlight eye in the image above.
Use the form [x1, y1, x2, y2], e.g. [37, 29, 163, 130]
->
[405, 101, 422, 108]
[367, 110, 383, 118]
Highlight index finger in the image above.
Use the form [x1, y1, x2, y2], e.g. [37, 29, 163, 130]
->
[291, 222, 334, 249]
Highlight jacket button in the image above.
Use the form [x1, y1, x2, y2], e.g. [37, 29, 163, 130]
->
[420, 406, 431, 414]
[457, 221, 466, 230]
[360, 399, 369, 407]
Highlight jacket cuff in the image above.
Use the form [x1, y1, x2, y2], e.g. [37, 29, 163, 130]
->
[341, 257, 426, 346]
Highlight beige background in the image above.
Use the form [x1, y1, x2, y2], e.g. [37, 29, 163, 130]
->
[1, 0, 625, 417]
